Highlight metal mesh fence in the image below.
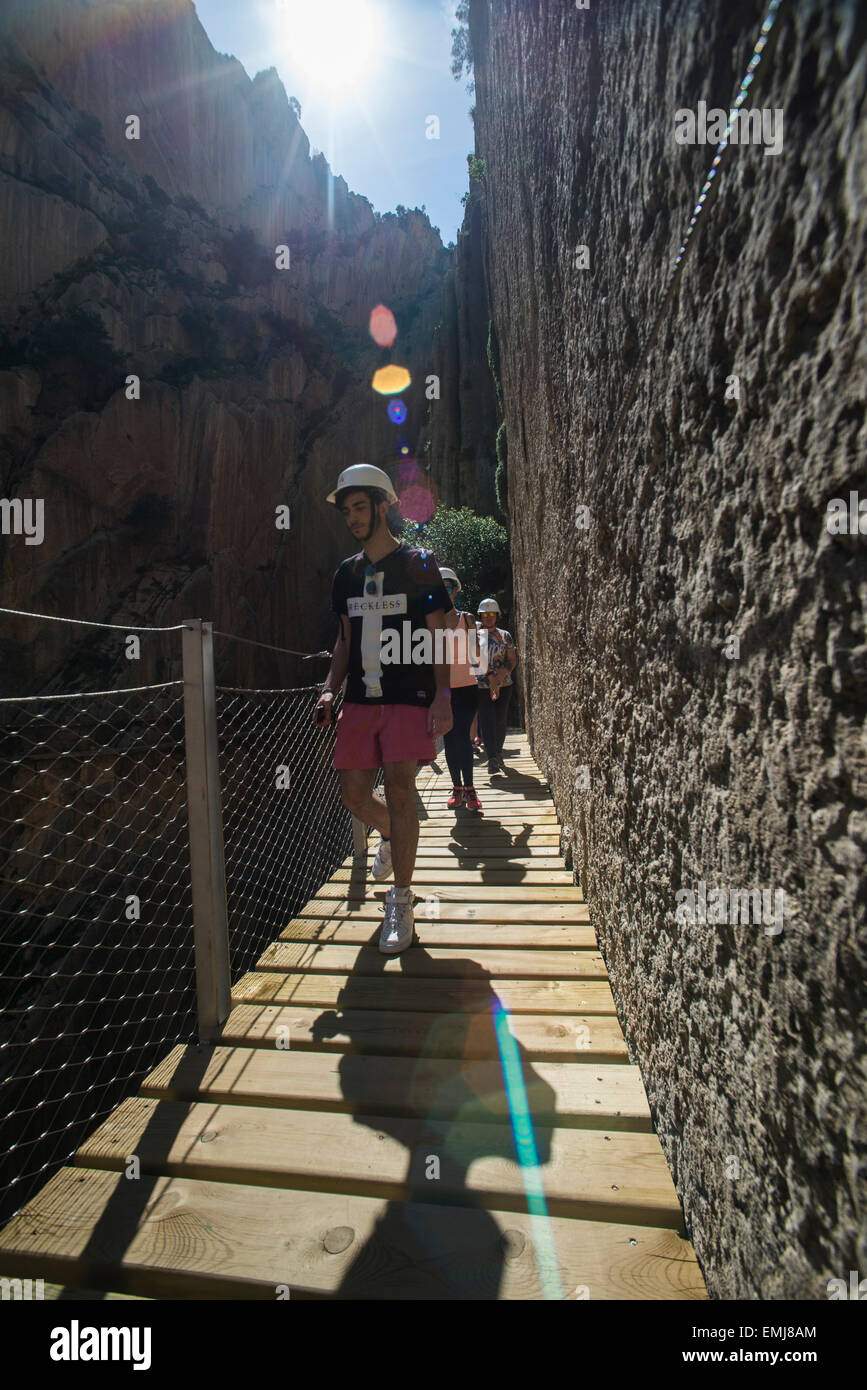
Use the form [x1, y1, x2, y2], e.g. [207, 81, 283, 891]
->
[216, 685, 358, 982]
[0, 684, 195, 1227]
[0, 619, 392, 1228]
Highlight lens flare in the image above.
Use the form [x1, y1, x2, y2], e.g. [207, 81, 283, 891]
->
[372, 365, 411, 395]
[396, 464, 437, 524]
[387, 399, 407, 424]
[396, 486, 436, 523]
[369, 304, 398, 347]
[491, 998, 563, 1299]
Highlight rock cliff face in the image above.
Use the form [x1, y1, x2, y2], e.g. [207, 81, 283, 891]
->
[0, 0, 453, 693]
[470, 0, 866, 1297]
[426, 183, 500, 519]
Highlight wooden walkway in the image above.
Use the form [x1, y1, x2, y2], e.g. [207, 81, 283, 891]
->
[0, 735, 707, 1299]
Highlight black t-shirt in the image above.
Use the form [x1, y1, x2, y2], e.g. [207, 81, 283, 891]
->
[331, 542, 453, 705]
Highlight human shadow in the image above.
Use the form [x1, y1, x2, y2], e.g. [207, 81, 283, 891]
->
[312, 948, 557, 1300]
[442, 820, 536, 883]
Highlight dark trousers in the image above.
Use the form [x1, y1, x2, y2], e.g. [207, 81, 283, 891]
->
[444, 685, 478, 787]
[477, 685, 512, 762]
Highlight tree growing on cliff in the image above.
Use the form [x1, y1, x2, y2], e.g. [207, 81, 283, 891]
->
[450, 1, 474, 94]
[401, 505, 508, 613]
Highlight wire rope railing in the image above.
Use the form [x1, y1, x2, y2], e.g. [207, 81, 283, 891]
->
[0, 607, 351, 1227]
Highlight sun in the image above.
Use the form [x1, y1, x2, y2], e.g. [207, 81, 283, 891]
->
[272, 0, 383, 95]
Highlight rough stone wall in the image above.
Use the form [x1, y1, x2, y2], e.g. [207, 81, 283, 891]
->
[470, 0, 866, 1297]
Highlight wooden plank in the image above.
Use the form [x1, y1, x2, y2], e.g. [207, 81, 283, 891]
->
[75, 1097, 685, 1229]
[219, 1004, 629, 1061]
[253, 942, 607, 980]
[141, 1046, 652, 1131]
[33, 1283, 151, 1300]
[419, 800, 555, 811]
[416, 827, 561, 838]
[414, 839, 561, 850]
[276, 920, 597, 948]
[0, 1167, 707, 1300]
[416, 825, 563, 835]
[329, 866, 576, 884]
[419, 813, 557, 822]
[341, 853, 570, 870]
[420, 787, 550, 796]
[230, 970, 616, 1014]
[298, 901, 590, 924]
[311, 882, 585, 903]
[418, 802, 559, 811]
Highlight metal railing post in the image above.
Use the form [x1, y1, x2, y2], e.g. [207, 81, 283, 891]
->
[182, 619, 231, 1043]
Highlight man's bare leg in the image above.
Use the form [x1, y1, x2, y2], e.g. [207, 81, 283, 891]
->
[383, 759, 419, 888]
[339, 768, 390, 839]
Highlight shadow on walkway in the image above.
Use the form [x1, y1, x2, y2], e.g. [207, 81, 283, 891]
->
[313, 946, 556, 1299]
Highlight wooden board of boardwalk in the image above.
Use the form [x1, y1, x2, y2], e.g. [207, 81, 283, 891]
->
[0, 736, 707, 1300]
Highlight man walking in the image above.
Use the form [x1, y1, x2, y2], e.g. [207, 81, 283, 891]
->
[313, 465, 454, 954]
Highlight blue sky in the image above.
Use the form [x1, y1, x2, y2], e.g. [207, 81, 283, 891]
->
[193, 0, 474, 244]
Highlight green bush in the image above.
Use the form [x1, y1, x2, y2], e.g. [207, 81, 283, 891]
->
[400, 504, 508, 613]
[219, 226, 272, 287]
[124, 208, 180, 267]
[29, 308, 121, 372]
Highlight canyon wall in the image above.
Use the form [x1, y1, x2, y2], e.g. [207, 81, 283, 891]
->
[426, 181, 500, 519]
[0, 0, 457, 694]
[470, 0, 866, 1297]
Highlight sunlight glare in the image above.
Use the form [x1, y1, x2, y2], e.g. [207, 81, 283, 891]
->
[274, 0, 383, 94]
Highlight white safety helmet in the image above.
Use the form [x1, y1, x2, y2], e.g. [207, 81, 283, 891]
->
[326, 463, 397, 506]
[477, 598, 501, 614]
[439, 567, 462, 592]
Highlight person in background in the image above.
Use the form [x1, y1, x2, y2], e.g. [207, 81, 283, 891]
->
[470, 614, 483, 755]
[475, 599, 517, 775]
[439, 568, 482, 812]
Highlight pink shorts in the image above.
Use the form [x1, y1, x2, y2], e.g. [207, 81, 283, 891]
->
[334, 702, 435, 770]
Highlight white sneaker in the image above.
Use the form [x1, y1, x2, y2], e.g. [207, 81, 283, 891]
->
[379, 887, 414, 954]
[371, 835, 393, 881]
